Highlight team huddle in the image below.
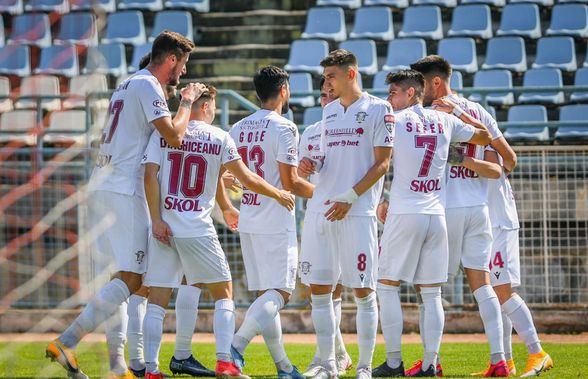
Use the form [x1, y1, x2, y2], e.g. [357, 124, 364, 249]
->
[44, 31, 554, 379]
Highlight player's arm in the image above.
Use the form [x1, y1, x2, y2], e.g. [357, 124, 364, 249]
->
[144, 163, 173, 246]
[279, 162, 314, 198]
[433, 97, 492, 145]
[215, 167, 239, 232]
[225, 159, 295, 211]
[490, 137, 517, 173]
[448, 145, 501, 179]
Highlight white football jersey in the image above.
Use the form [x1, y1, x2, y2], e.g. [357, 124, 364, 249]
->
[444, 94, 503, 208]
[229, 109, 299, 234]
[388, 104, 475, 215]
[88, 69, 171, 197]
[142, 120, 240, 238]
[486, 147, 520, 229]
[298, 121, 322, 185]
[306, 92, 395, 216]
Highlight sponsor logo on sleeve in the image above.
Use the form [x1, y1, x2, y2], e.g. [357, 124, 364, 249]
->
[384, 114, 395, 133]
[152, 99, 168, 109]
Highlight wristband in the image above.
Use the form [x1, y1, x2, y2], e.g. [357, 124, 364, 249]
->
[330, 188, 359, 204]
[452, 106, 464, 118]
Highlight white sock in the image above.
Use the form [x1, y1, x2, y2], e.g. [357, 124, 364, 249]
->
[262, 313, 293, 373]
[473, 285, 505, 363]
[144, 304, 166, 373]
[105, 300, 129, 375]
[377, 284, 403, 369]
[233, 290, 285, 354]
[333, 298, 347, 356]
[502, 294, 542, 354]
[174, 285, 201, 360]
[311, 293, 336, 372]
[127, 294, 147, 370]
[60, 278, 130, 349]
[502, 311, 513, 361]
[355, 292, 378, 370]
[420, 287, 444, 369]
[214, 298, 235, 362]
[418, 300, 426, 347]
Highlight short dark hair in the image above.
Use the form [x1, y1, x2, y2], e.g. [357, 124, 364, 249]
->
[139, 52, 151, 70]
[319, 76, 325, 91]
[385, 69, 425, 100]
[320, 49, 358, 69]
[193, 84, 217, 109]
[253, 66, 289, 103]
[410, 55, 452, 80]
[151, 30, 195, 65]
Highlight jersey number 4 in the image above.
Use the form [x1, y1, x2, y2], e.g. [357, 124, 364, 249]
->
[237, 145, 265, 178]
[167, 152, 208, 198]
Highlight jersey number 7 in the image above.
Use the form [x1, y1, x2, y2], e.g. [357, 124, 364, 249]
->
[415, 135, 438, 177]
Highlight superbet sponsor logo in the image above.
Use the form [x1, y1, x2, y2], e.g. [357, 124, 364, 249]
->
[410, 178, 442, 193]
[164, 196, 204, 212]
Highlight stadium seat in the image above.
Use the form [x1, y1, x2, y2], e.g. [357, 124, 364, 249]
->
[504, 105, 550, 143]
[284, 39, 329, 75]
[317, 0, 361, 8]
[119, 0, 163, 11]
[0, 0, 23, 14]
[84, 44, 128, 77]
[372, 71, 389, 95]
[510, 0, 552, 6]
[70, 0, 116, 12]
[102, 11, 146, 46]
[303, 106, 323, 126]
[450, 70, 463, 91]
[63, 74, 109, 110]
[560, 104, 588, 121]
[35, 44, 79, 78]
[25, 0, 69, 13]
[546, 4, 588, 38]
[8, 13, 52, 47]
[301, 7, 347, 42]
[555, 104, 588, 141]
[364, 0, 408, 8]
[518, 68, 565, 105]
[15, 75, 61, 111]
[558, 0, 588, 3]
[485, 105, 496, 120]
[413, 0, 456, 8]
[45, 110, 88, 146]
[0, 77, 13, 113]
[448, 5, 492, 39]
[128, 43, 152, 72]
[289, 73, 315, 107]
[0, 110, 38, 145]
[482, 37, 527, 73]
[349, 6, 394, 41]
[398, 6, 443, 40]
[496, 4, 541, 40]
[437, 38, 478, 73]
[570, 68, 588, 102]
[533, 36, 577, 72]
[460, 0, 505, 7]
[470, 70, 514, 105]
[149, 11, 193, 42]
[382, 38, 427, 71]
[54, 13, 98, 46]
[340, 39, 378, 75]
[164, 0, 209, 12]
[0, 45, 30, 76]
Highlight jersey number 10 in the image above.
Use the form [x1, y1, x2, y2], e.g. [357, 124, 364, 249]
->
[167, 152, 208, 198]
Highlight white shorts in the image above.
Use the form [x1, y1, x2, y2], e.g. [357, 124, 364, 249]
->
[144, 234, 232, 288]
[88, 190, 148, 274]
[490, 227, 521, 287]
[299, 212, 378, 289]
[240, 231, 298, 292]
[379, 214, 448, 285]
[447, 205, 493, 277]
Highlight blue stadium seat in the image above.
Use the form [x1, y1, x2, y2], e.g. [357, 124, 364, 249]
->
[340, 39, 378, 75]
[509, 0, 552, 7]
[63, 74, 109, 110]
[25, 0, 69, 13]
[0, 17, 4, 47]
[546, 4, 588, 38]
[0, 0, 23, 14]
[8, 13, 51, 47]
[504, 105, 550, 143]
[128, 43, 152, 72]
[372, 71, 389, 92]
[70, 0, 116, 13]
[35, 44, 79, 78]
[0, 110, 38, 145]
[382, 38, 427, 71]
[558, 0, 588, 3]
[15, 75, 61, 111]
[485, 105, 496, 120]
[164, 0, 209, 12]
[0, 45, 30, 76]
[460, 0, 505, 7]
[102, 11, 146, 46]
[149, 11, 193, 42]
[448, 5, 492, 39]
[482, 37, 527, 73]
[555, 104, 588, 141]
[364, 0, 408, 8]
[119, 0, 163, 11]
[451, 70, 463, 91]
[413, 0, 456, 8]
[289, 73, 315, 107]
[560, 104, 588, 121]
[84, 44, 127, 77]
[533, 36, 577, 72]
[570, 68, 588, 102]
[317, 0, 361, 8]
[470, 70, 514, 105]
[438, 38, 478, 73]
[301, 7, 347, 42]
[398, 6, 443, 40]
[284, 39, 329, 75]
[496, 4, 541, 40]
[0, 77, 13, 113]
[350, 6, 394, 41]
[518, 68, 565, 105]
[54, 13, 98, 46]
[303, 106, 323, 126]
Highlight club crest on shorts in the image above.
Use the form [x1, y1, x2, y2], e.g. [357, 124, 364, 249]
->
[300, 261, 311, 275]
[355, 111, 368, 124]
[135, 250, 145, 264]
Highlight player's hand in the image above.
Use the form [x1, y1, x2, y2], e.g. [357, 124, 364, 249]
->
[276, 190, 295, 211]
[152, 219, 173, 247]
[448, 144, 465, 166]
[432, 97, 458, 114]
[180, 82, 207, 104]
[222, 171, 242, 192]
[324, 201, 352, 222]
[222, 207, 239, 232]
[377, 200, 389, 223]
[298, 157, 317, 176]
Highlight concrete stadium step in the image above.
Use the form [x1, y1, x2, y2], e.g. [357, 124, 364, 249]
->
[210, 0, 313, 12]
[198, 24, 302, 46]
[191, 44, 290, 60]
[196, 9, 307, 27]
[187, 57, 287, 78]
[188, 76, 255, 91]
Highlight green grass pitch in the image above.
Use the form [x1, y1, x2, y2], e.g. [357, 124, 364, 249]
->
[0, 342, 581, 378]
